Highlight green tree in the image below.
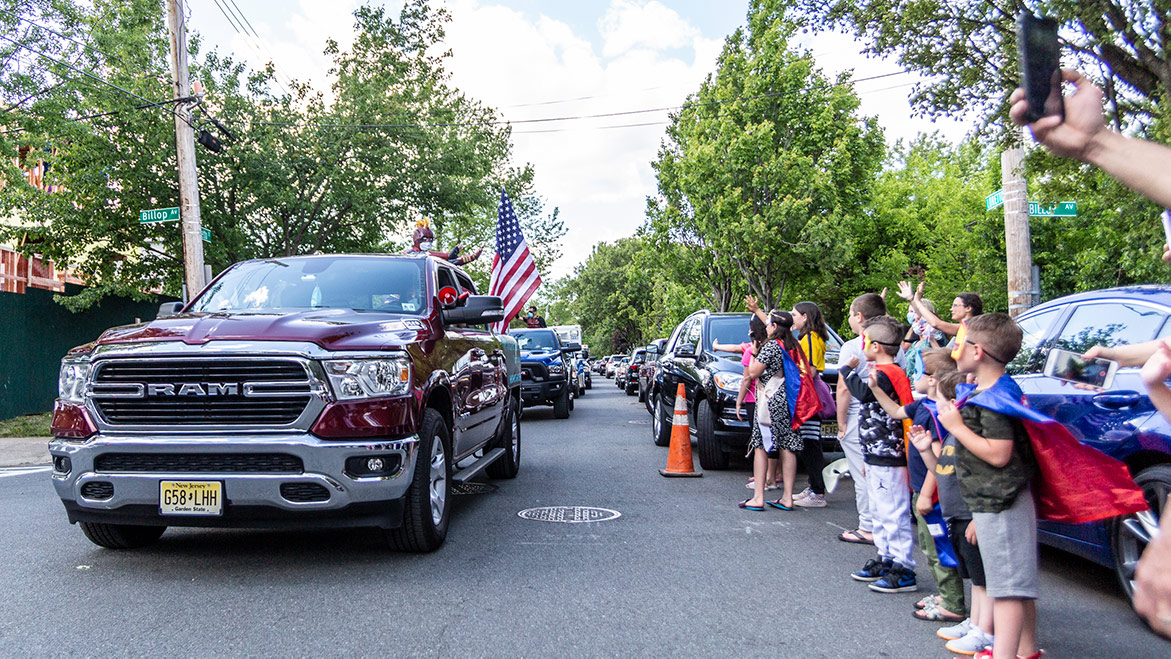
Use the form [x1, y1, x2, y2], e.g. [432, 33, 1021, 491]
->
[647, 0, 885, 310]
[0, 0, 561, 309]
[793, 1, 1171, 132]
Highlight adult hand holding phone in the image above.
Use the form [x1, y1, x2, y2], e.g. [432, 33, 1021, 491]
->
[1010, 69, 1106, 161]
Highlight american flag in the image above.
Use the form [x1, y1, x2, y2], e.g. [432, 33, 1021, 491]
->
[489, 188, 542, 332]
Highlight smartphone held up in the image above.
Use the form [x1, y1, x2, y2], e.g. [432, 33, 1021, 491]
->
[1044, 348, 1119, 390]
[1017, 13, 1064, 123]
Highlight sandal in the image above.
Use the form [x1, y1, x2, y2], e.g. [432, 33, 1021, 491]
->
[739, 499, 765, 511]
[912, 604, 965, 623]
[915, 594, 943, 610]
[838, 529, 875, 545]
[765, 499, 794, 511]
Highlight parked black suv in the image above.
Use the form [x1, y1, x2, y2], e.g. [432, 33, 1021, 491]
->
[649, 309, 843, 469]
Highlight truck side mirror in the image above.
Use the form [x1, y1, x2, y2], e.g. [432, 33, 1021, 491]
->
[675, 343, 696, 359]
[442, 295, 505, 326]
[562, 342, 582, 353]
[157, 301, 185, 319]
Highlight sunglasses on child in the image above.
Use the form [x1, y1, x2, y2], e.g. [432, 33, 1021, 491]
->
[863, 333, 901, 352]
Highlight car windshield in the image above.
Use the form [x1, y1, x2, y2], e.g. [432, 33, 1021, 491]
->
[513, 331, 558, 350]
[707, 316, 751, 360]
[191, 257, 427, 315]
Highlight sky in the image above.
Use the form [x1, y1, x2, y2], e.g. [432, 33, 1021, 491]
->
[190, 0, 968, 281]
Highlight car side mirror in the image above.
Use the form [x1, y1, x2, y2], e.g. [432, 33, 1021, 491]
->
[562, 342, 582, 353]
[157, 301, 185, 319]
[645, 343, 659, 354]
[675, 343, 696, 359]
[443, 295, 505, 325]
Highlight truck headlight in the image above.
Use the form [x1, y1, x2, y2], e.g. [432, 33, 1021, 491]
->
[712, 372, 743, 392]
[547, 363, 563, 375]
[58, 358, 92, 403]
[323, 358, 411, 400]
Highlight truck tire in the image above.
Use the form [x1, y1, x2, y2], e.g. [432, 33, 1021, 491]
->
[388, 409, 452, 552]
[486, 399, 521, 479]
[1112, 464, 1170, 605]
[652, 391, 672, 447]
[553, 387, 570, 419]
[625, 381, 637, 396]
[79, 522, 166, 549]
[695, 398, 729, 470]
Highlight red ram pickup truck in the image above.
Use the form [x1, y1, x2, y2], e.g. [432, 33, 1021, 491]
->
[49, 254, 521, 552]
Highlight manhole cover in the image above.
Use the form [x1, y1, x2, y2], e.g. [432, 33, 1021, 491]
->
[452, 482, 498, 496]
[517, 506, 622, 523]
[628, 419, 649, 425]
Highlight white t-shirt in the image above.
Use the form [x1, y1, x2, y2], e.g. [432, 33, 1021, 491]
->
[839, 336, 906, 416]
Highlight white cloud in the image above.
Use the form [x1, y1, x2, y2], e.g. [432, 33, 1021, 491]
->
[598, 0, 701, 58]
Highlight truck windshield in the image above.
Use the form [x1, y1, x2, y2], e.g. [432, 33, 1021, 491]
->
[707, 316, 751, 359]
[512, 332, 558, 350]
[191, 257, 427, 315]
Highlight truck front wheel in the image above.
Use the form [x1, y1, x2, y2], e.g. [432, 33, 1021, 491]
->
[553, 387, 570, 419]
[79, 522, 166, 549]
[388, 409, 452, 552]
[486, 399, 521, 479]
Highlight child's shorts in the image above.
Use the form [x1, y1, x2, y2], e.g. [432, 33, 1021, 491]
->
[947, 518, 985, 588]
[972, 486, 1039, 600]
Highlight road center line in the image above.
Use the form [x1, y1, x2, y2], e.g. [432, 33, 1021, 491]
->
[0, 466, 52, 479]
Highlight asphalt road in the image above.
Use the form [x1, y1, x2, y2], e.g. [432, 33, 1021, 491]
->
[1, 381, 1168, 656]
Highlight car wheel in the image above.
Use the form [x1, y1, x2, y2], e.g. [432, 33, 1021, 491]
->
[585, 375, 592, 390]
[486, 399, 520, 479]
[1112, 464, 1171, 604]
[644, 386, 655, 416]
[569, 387, 576, 411]
[625, 381, 636, 396]
[695, 398, 729, 470]
[79, 522, 165, 549]
[652, 391, 672, 447]
[553, 387, 570, 418]
[387, 408, 452, 552]
[577, 374, 586, 396]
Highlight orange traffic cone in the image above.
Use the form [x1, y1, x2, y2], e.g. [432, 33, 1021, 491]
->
[660, 383, 702, 477]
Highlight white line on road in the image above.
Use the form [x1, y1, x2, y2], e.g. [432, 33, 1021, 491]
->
[0, 466, 51, 479]
[825, 521, 851, 533]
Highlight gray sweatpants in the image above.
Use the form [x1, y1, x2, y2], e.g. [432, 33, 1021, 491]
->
[841, 409, 872, 533]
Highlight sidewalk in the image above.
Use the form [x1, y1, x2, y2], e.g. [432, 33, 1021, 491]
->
[0, 437, 51, 468]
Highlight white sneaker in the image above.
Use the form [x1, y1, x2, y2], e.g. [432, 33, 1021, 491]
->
[936, 617, 971, 641]
[794, 492, 827, 508]
[945, 627, 993, 656]
[793, 487, 813, 502]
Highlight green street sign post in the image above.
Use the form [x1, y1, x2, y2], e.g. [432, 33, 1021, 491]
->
[1029, 201, 1077, 217]
[986, 189, 1003, 211]
[139, 207, 180, 223]
[201, 228, 210, 242]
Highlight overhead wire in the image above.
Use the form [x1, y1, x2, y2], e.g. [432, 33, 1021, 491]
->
[223, 0, 299, 92]
[208, 0, 293, 96]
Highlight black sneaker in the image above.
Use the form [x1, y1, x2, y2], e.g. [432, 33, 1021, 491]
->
[851, 557, 891, 582]
[869, 565, 919, 593]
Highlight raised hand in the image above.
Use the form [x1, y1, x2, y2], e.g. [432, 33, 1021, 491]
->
[1141, 340, 1171, 386]
[1009, 70, 1107, 162]
[879, 287, 888, 300]
[744, 295, 759, 313]
[844, 355, 860, 370]
[936, 397, 963, 433]
[866, 369, 879, 389]
[915, 281, 925, 300]
[897, 281, 914, 302]
[907, 424, 934, 453]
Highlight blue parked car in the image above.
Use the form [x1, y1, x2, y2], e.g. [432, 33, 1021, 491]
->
[1009, 285, 1171, 604]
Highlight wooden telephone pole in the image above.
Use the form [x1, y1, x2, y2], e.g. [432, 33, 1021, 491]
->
[166, 0, 206, 299]
[1002, 135, 1035, 319]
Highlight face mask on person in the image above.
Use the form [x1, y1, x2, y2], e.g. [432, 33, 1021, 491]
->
[418, 240, 435, 251]
[527, 311, 535, 318]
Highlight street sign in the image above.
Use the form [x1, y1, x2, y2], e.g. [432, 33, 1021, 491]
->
[985, 189, 1003, 211]
[1029, 201, 1077, 217]
[201, 228, 210, 242]
[139, 207, 180, 223]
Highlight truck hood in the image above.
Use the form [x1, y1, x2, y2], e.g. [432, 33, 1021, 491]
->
[92, 309, 435, 352]
[520, 349, 561, 362]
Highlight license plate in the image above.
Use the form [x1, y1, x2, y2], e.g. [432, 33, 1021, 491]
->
[159, 481, 223, 516]
[821, 422, 839, 439]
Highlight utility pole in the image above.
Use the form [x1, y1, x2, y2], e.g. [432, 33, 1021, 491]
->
[166, 0, 206, 299]
[1002, 132, 1035, 319]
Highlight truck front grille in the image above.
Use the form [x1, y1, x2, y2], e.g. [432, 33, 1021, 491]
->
[91, 358, 313, 426]
[95, 453, 304, 473]
[521, 362, 548, 382]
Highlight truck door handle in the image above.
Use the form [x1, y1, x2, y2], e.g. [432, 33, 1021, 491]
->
[1092, 391, 1143, 410]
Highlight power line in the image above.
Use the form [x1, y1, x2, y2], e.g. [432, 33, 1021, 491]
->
[223, 0, 298, 92]
[208, 0, 293, 96]
[0, 33, 164, 109]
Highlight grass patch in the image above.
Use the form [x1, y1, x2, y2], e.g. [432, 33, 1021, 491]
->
[0, 413, 53, 438]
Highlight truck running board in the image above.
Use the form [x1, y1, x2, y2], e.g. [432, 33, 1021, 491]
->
[452, 448, 506, 483]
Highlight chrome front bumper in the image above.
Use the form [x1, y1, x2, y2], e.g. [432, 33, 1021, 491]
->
[49, 432, 418, 528]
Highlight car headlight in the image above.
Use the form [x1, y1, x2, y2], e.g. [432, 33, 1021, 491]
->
[323, 358, 411, 400]
[547, 363, 564, 375]
[58, 357, 92, 403]
[712, 372, 743, 392]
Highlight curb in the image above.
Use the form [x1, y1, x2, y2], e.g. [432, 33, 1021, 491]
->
[0, 437, 51, 468]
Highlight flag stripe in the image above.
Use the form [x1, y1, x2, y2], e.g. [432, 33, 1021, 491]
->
[488, 188, 542, 333]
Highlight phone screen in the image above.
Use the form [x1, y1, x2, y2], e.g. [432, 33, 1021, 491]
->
[1017, 14, 1063, 123]
[1047, 349, 1115, 388]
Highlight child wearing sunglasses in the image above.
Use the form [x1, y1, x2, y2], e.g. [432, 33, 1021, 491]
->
[840, 315, 918, 593]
